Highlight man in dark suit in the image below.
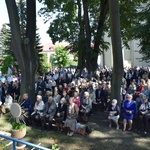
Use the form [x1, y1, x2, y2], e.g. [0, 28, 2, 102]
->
[37, 77, 46, 95]
[20, 93, 33, 124]
[95, 84, 102, 103]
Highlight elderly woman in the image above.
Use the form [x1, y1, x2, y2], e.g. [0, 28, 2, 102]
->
[55, 98, 67, 133]
[123, 94, 136, 131]
[31, 95, 45, 126]
[80, 91, 92, 121]
[0, 92, 13, 114]
[108, 99, 120, 130]
[64, 97, 78, 136]
[4, 92, 13, 109]
[137, 95, 150, 134]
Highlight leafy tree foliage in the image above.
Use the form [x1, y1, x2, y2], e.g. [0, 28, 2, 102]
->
[39, 0, 150, 70]
[42, 54, 51, 71]
[132, 1, 150, 61]
[35, 32, 45, 75]
[0, 24, 12, 56]
[53, 46, 70, 68]
[1, 55, 15, 74]
[0, 1, 44, 75]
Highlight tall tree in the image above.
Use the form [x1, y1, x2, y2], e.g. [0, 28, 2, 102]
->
[0, 24, 12, 56]
[133, 1, 150, 61]
[5, 0, 36, 101]
[53, 46, 70, 68]
[36, 32, 44, 75]
[109, 0, 123, 105]
[39, 0, 109, 73]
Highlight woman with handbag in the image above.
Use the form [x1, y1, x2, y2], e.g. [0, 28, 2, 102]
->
[108, 99, 120, 130]
[80, 92, 92, 121]
[64, 97, 78, 136]
[137, 95, 150, 135]
[123, 94, 136, 131]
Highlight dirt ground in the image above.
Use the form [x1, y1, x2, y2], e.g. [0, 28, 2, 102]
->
[0, 111, 150, 150]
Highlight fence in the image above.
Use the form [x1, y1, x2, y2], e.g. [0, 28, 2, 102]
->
[0, 134, 51, 150]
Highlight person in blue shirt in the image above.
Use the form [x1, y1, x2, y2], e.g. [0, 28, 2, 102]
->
[123, 94, 136, 131]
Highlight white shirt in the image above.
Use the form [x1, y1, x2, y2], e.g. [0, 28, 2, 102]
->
[4, 95, 13, 108]
[34, 100, 45, 111]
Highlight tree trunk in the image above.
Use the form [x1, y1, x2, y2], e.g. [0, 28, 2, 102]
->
[5, 0, 36, 101]
[82, 0, 92, 73]
[77, 0, 85, 72]
[82, 0, 109, 73]
[109, 0, 123, 106]
[92, 0, 109, 72]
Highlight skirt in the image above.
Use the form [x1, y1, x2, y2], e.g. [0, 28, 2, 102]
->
[108, 115, 120, 122]
[64, 118, 77, 132]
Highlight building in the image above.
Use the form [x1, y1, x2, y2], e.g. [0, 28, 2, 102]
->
[41, 42, 55, 63]
[98, 35, 150, 68]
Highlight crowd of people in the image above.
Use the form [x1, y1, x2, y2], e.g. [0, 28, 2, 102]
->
[0, 66, 150, 136]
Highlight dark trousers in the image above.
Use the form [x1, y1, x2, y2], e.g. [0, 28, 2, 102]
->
[137, 114, 150, 132]
[41, 115, 53, 130]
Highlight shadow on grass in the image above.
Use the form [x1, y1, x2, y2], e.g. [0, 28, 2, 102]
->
[0, 111, 150, 150]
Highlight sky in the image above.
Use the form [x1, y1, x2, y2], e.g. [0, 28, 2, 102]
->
[0, 0, 51, 45]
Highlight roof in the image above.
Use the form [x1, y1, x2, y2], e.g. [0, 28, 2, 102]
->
[42, 43, 55, 53]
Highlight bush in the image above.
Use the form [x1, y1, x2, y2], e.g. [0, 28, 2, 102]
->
[11, 122, 26, 130]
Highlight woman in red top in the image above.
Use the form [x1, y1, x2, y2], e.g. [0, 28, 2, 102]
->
[136, 80, 145, 94]
[73, 91, 81, 110]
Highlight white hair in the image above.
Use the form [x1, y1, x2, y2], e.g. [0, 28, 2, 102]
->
[84, 91, 89, 96]
[112, 99, 117, 104]
[126, 93, 133, 99]
[37, 95, 42, 100]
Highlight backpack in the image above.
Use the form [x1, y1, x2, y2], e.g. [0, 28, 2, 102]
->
[85, 124, 92, 134]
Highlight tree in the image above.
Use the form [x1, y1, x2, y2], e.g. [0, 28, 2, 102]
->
[0, 24, 12, 56]
[53, 46, 70, 68]
[0, 24, 20, 73]
[39, 0, 109, 73]
[35, 32, 45, 75]
[1, 55, 15, 74]
[109, 0, 123, 105]
[132, 1, 150, 61]
[5, 0, 36, 101]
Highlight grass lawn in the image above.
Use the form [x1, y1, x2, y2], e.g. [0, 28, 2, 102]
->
[0, 111, 149, 150]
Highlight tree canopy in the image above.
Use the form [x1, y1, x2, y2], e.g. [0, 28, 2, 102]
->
[53, 46, 70, 68]
[39, 0, 109, 73]
[39, 0, 150, 71]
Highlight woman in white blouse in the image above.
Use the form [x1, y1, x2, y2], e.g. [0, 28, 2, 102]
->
[0, 92, 13, 115]
[31, 95, 45, 126]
